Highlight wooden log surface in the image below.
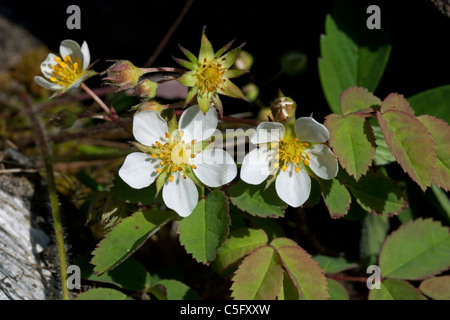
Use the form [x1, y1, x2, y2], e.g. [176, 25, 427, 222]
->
[0, 149, 60, 300]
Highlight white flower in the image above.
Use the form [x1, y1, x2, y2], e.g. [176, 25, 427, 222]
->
[119, 105, 237, 217]
[240, 117, 338, 208]
[34, 39, 93, 95]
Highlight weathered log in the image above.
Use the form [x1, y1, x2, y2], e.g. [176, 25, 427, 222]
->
[0, 149, 60, 300]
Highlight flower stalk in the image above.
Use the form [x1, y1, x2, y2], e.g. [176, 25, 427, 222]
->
[20, 91, 70, 300]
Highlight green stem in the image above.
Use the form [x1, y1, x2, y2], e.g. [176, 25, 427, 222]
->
[21, 91, 70, 300]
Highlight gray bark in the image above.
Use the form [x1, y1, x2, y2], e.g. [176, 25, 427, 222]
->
[0, 188, 59, 299]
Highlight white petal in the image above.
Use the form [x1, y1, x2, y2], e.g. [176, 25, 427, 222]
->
[33, 76, 64, 91]
[118, 152, 159, 189]
[250, 122, 285, 145]
[40, 53, 58, 78]
[80, 41, 90, 70]
[240, 147, 272, 185]
[178, 105, 218, 142]
[133, 110, 168, 146]
[190, 149, 237, 187]
[162, 173, 198, 217]
[294, 117, 330, 143]
[275, 163, 311, 207]
[64, 73, 91, 92]
[306, 144, 339, 180]
[59, 39, 83, 60]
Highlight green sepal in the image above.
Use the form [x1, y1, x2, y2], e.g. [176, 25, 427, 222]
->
[214, 39, 235, 58]
[173, 57, 197, 70]
[155, 170, 169, 196]
[132, 142, 159, 155]
[177, 71, 197, 87]
[185, 87, 199, 106]
[199, 28, 214, 63]
[178, 44, 198, 63]
[167, 114, 178, 137]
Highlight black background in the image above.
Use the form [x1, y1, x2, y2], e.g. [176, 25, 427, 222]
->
[1, 0, 450, 121]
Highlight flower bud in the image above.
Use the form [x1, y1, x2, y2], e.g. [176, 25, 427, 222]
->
[103, 60, 146, 92]
[270, 91, 296, 124]
[131, 79, 158, 99]
[242, 83, 259, 102]
[234, 50, 254, 70]
[280, 51, 307, 76]
[134, 100, 167, 114]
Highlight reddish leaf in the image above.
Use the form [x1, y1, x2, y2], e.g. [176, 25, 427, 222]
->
[272, 238, 329, 300]
[417, 115, 450, 191]
[340, 86, 381, 115]
[380, 93, 415, 115]
[230, 246, 284, 300]
[377, 110, 436, 191]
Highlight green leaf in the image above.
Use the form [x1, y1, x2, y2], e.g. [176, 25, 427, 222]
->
[369, 279, 426, 300]
[177, 191, 230, 265]
[273, 238, 329, 300]
[376, 110, 436, 191]
[230, 246, 284, 300]
[325, 113, 376, 180]
[320, 177, 352, 218]
[78, 257, 151, 291]
[360, 214, 390, 266]
[419, 276, 450, 300]
[74, 288, 131, 300]
[417, 115, 450, 191]
[379, 218, 450, 280]
[327, 279, 349, 300]
[318, 0, 390, 114]
[110, 173, 162, 205]
[278, 271, 300, 300]
[372, 124, 396, 166]
[152, 279, 200, 300]
[227, 180, 286, 218]
[313, 255, 358, 274]
[347, 171, 408, 216]
[408, 85, 450, 124]
[339, 86, 381, 115]
[431, 184, 450, 224]
[248, 217, 285, 242]
[215, 228, 268, 273]
[91, 210, 176, 275]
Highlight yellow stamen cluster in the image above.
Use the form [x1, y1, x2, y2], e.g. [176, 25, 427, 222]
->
[272, 138, 311, 173]
[195, 57, 226, 94]
[49, 55, 83, 88]
[151, 130, 198, 182]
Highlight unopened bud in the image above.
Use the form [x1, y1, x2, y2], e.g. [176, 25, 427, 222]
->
[234, 50, 254, 70]
[270, 91, 296, 123]
[134, 100, 168, 114]
[280, 51, 307, 76]
[102, 60, 146, 92]
[242, 83, 259, 102]
[131, 79, 158, 99]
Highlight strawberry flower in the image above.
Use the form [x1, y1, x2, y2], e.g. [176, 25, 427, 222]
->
[119, 105, 237, 217]
[175, 28, 248, 115]
[240, 117, 339, 207]
[34, 39, 95, 96]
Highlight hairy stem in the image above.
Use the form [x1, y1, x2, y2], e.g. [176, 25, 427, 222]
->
[81, 83, 132, 135]
[21, 91, 70, 300]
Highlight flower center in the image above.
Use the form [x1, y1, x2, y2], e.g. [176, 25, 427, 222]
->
[49, 55, 83, 88]
[273, 138, 311, 173]
[150, 131, 198, 182]
[195, 60, 225, 93]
